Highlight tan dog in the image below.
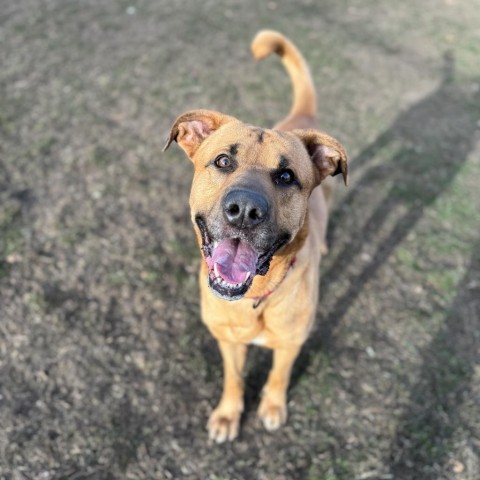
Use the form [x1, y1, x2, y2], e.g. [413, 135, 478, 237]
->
[164, 30, 348, 443]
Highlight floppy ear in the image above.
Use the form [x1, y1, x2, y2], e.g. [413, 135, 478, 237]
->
[292, 129, 348, 186]
[163, 109, 236, 158]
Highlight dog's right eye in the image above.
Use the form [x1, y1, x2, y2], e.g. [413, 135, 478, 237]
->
[214, 155, 231, 169]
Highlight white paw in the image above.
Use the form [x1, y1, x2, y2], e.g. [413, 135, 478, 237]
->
[207, 407, 241, 443]
[258, 398, 287, 431]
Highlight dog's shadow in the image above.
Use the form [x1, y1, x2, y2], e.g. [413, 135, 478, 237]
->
[388, 238, 480, 477]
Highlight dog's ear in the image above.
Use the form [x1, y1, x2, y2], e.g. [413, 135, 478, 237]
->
[292, 129, 348, 186]
[163, 109, 236, 158]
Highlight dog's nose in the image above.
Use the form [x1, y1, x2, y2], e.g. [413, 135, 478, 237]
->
[223, 189, 269, 228]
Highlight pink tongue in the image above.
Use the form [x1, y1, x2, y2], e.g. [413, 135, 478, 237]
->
[210, 239, 258, 284]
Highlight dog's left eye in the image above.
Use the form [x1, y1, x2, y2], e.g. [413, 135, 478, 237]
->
[214, 155, 231, 169]
[275, 169, 296, 186]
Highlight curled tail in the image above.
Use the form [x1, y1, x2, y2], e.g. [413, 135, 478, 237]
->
[251, 30, 316, 119]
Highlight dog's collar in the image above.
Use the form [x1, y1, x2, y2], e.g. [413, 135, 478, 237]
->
[246, 256, 297, 309]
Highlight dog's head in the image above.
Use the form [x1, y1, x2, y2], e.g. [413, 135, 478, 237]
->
[164, 110, 347, 301]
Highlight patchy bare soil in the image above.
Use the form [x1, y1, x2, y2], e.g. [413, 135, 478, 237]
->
[1, 1, 480, 479]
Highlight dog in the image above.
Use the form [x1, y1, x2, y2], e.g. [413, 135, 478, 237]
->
[164, 30, 348, 443]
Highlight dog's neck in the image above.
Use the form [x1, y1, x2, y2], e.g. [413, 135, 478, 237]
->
[246, 256, 297, 308]
[243, 214, 309, 300]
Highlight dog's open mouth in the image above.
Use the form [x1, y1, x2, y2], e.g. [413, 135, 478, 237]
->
[196, 216, 290, 301]
[205, 238, 258, 300]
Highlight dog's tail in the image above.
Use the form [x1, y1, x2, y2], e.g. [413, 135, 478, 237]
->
[251, 30, 316, 120]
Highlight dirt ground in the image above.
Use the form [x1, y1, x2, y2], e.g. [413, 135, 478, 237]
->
[1, 1, 480, 479]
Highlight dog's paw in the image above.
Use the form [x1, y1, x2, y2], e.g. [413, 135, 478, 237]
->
[207, 407, 241, 443]
[257, 398, 287, 431]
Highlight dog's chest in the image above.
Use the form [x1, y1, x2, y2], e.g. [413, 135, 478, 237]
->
[249, 331, 267, 346]
[225, 318, 266, 345]
[225, 322, 286, 349]
[205, 306, 272, 345]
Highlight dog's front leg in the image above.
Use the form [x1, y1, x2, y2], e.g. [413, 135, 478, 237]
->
[207, 340, 247, 443]
[258, 345, 301, 431]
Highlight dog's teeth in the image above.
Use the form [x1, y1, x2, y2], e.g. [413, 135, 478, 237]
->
[213, 274, 251, 291]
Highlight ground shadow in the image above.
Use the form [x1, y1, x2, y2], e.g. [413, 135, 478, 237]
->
[388, 239, 480, 478]
[291, 53, 480, 388]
